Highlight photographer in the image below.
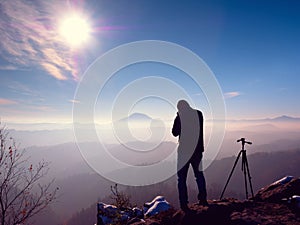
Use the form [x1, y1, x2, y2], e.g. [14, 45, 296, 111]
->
[172, 100, 208, 212]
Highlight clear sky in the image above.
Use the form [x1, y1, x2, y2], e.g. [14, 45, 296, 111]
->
[0, 0, 299, 124]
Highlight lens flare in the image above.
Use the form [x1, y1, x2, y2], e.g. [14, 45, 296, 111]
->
[59, 13, 91, 47]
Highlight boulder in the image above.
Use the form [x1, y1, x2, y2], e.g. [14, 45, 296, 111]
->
[144, 196, 171, 217]
[97, 202, 142, 225]
[290, 195, 300, 210]
[255, 176, 300, 203]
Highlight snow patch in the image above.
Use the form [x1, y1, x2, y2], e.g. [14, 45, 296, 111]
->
[97, 196, 171, 224]
[97, 202, 142, 225]
[271, 176, 294, 186]
[144, 196, 171, 217]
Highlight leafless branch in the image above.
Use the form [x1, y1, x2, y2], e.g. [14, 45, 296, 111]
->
[0, 126, 58, 225]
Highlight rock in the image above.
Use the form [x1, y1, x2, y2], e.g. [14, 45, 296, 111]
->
[291, 195, 300, 210]
[99, 178, 300, 225]
[272, 176, 294, 185]
[168, 199, 244, 225]
[97, 202, 143, 225]
[127, 218, 145, 225]
[255, 176, 300, 203]
[133, 207, 144, 218]
[131, 178, 300, 225]
[144, 196, 166, 209]
[144, 196, 171, 217]
[97, 203, 119, 225]
[130, 199, 300, 225]
[97, 202, 118, 216]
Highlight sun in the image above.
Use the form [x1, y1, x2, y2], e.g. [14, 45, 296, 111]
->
[59, 13, 91, 47]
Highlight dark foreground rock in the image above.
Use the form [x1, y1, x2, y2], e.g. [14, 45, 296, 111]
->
[255, 176, 300, 203]
[130, 176, 300, 225]
[130, 200, 300, 225]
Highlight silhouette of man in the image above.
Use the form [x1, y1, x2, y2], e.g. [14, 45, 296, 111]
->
[172, 100, 208, 212]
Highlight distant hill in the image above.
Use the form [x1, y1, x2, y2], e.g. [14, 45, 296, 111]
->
[6, 114, 300, 148]
[228, 115, 300, 123]
[241, 123, 278, 132]
[271, 115, 300, 122]
[118, 113, 152, 123]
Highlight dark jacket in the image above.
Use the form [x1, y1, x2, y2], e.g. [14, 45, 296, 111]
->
[172, 110, 204, 153]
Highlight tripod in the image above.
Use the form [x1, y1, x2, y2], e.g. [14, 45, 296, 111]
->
[220, 138, 254, 200]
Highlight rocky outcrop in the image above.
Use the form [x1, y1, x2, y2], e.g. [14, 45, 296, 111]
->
[130, 200, 300, 225]
[130, 176, 300, 225]
[97, 196, 170, 225]
[255, 176, 300, 203]
[143, 196, 171, 217]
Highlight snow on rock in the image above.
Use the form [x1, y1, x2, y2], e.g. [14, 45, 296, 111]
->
[144, 200, 170, 217]
[144, 196, 166, 208]
[133, 207, 143, 218]
[271, 176, 294, 186]
[128, 178, 300, 225]
[144, 196, 171, 217]
[290, 195, 300, 209]
[97, 202, 143, 225]
[255, 176, 300, 203]
[97, 197, 171, 224]
[97, 202, 118, 216]
[97, 203, 118, 225]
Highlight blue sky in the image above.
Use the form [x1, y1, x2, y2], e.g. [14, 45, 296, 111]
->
[0, 0, 299, 124]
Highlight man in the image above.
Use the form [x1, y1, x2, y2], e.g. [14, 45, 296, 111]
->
[172, 100, 208, 212]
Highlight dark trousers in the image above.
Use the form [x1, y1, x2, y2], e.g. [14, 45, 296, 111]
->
[177, 152, 207, 206]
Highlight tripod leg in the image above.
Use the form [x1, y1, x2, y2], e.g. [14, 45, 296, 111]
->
[242, 152, 249, 199]
[244, 154, 254, 198]
[220, 150, 242, 200]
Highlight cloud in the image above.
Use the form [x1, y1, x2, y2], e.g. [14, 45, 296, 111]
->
[40, 62, 68, 80]
[6, 81, 46, 106]
[0, 98, 17, 105]
[224, 91, 242, 99]
[0, 0, 79, 80]
[69, 99, 80, 104]
[0, 65, 19, 71]
[27, 105, 55, 112]
[7, 81, 40, 97]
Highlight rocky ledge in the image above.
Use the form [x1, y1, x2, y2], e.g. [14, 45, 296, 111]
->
[129, 176, 300, 225]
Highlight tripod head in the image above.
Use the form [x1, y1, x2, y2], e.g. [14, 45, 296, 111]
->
[237, 138, 252, 150]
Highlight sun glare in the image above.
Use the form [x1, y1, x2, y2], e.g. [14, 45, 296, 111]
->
[59, 13, 91, 47]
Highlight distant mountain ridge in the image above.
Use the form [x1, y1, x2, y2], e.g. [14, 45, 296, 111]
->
[270, 115, 300, 122]
[6, 115, 300, 131]
[118, 112, 152, 123]
[228, 115, 300, 123]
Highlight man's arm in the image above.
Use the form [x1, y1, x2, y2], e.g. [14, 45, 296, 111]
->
[197, 110, 204, 152]
[197, 110, 203, 136]
[172, 113, 181, 137]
